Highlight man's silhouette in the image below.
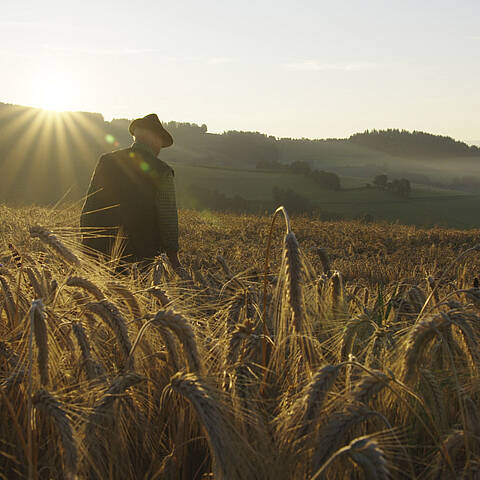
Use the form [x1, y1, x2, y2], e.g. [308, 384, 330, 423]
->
[80, 114, 181, 269]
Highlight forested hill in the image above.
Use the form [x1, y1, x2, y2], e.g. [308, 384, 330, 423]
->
[0, 101, 478, 205]
[350, 129, 480, 158]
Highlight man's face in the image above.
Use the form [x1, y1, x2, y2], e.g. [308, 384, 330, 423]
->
[135, 128, 164, 156]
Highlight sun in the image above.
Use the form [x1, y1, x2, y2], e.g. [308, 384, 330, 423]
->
[36, 81, 71, 112]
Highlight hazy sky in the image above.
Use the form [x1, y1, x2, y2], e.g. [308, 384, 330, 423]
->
[1, 0, 479, 142]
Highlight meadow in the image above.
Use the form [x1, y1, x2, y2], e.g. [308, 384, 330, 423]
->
[172, 162, 480, 228]
[2, 204, 480, 478]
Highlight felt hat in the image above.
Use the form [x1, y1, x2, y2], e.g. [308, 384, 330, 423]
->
[129, 114, 173, 147]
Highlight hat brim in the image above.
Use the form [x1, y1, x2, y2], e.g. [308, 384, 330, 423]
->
[129, 118, 173, 147]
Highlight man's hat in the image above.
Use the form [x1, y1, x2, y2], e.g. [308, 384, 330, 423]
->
[129, 114, 173, 147]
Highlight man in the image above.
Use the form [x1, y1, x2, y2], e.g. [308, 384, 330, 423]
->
[81, 114, 181, 269]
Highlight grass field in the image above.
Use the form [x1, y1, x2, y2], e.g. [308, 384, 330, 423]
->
[2, 204, 480, 478]
[171, 162, 480, 228]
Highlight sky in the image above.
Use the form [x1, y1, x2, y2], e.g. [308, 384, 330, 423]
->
[1, 0, 479, 142]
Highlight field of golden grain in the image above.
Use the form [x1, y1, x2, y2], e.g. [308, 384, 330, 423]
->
[2, 204, 480, 479]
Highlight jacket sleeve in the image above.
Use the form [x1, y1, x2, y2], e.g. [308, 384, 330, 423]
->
[155, 172, 179, 252]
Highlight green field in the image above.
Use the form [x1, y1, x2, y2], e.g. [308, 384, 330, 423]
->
[171, 161, 480, 228]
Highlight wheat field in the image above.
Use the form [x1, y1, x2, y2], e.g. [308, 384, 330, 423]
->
[2, 204, 480, 479]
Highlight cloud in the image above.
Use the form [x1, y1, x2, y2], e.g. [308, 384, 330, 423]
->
[284, 60, 377, 72]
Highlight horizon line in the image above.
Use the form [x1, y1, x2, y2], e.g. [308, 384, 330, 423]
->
[1, 99, 477, 147]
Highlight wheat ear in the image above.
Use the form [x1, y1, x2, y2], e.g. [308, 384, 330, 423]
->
[0, 274, 16, 326]
[33, 389, 77, 478]
[283, 231, 304, 332]
[351, 370, 390, 405]
[311, 405, 376, 473]
[67, 276, 105, 300]
[72, 321, 103, 381]
[29, 226, 80, 266]
[153, 310, 202, 373]
[30, 299, 49, 386]
[295, 364, 342, 441]
[85, 301, 132, 369]
[168, 371, 254, 480]
[403, 313, 451, 382]
[107, 281, 142, 319]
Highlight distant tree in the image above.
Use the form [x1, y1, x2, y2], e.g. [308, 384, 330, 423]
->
[290, 160, 312, 175]
[373, 174, 388, 188]
[256, 159, 286, 170]
[272, 187, 311, 213]
[311, 170, 341, 190]
[397, 178, 411, 197]
[383, 177, 411, 196]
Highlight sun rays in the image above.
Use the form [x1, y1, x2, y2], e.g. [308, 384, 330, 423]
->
[0, 105, 110, 204]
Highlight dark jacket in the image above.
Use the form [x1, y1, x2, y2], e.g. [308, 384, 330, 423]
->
[80, 142, 178, 262]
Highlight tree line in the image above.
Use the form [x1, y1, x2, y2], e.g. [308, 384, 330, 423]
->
[350, 128, 479, 158]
